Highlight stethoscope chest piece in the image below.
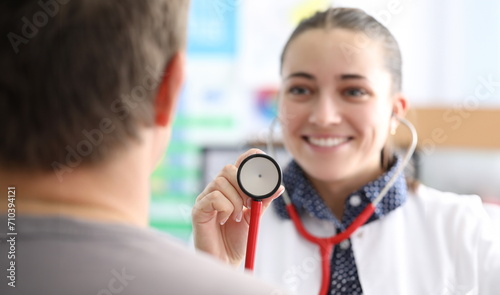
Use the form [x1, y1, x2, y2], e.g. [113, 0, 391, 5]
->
[237, 153, 282, 271]
[237, 154, 282, 200]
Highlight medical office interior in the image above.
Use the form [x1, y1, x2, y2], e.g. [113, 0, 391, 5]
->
[149, 0, 500, 241]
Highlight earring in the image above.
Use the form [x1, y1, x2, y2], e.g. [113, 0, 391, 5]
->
[390, 112, 397, 135]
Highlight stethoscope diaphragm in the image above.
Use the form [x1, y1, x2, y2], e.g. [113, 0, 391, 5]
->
[237, 154, 282, 200]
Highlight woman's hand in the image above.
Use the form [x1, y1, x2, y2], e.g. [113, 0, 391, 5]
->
[192, 148, 285, 267]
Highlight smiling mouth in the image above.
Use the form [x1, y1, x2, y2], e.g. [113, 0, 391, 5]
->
[304, 136, 351, 147]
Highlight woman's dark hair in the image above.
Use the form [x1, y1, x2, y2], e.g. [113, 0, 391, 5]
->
[280, 7, 402, 93]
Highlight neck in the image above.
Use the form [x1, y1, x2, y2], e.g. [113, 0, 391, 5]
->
[0, 143, 154, 227]
[308, 165, 384, 220]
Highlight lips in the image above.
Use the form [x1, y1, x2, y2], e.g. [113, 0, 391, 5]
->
[304, 136, 351, 147]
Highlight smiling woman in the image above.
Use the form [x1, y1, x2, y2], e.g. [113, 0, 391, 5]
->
[192, 7, 500, 295]
[278, 28, 403, 205]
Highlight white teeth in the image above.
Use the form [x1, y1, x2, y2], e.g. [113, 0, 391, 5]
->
[308, 137, 348, 147]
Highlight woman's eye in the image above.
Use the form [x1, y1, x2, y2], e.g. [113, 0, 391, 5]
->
[343, 88, 367, 98]
[289, 86, 311, 95]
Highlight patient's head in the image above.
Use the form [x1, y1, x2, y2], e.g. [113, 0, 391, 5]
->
[0, 0, 189, 173]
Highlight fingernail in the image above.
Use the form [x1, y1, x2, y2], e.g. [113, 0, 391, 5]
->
[220, 217, 229, 225]
[246, 198, 252, 209]
[235, 211, 243, 222]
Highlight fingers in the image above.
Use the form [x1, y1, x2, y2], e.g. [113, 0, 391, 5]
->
[262, 185, 285, 211]
[193, 190, 237, 225]
[218, 164, 253, 211]
[195, 160, 253, 225]
[234, 148, 265, 167]
[194, 148, 282, 226]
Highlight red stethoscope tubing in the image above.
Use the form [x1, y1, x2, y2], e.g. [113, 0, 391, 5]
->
[245, 199, 263, 271]
[286, 203, 375, 295]
[244, 197, 375, 295]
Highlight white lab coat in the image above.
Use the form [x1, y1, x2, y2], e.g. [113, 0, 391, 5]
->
[254, 185, 500, 295]
[484, 203, 500, 230]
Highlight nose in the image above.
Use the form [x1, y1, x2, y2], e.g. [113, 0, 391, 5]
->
[308, 93, 342, 127]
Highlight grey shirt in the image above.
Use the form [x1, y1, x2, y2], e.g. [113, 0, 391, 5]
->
[0, 215, 287, 295]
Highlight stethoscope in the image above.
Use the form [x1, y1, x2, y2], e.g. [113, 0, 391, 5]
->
[237, 116, 418, 295]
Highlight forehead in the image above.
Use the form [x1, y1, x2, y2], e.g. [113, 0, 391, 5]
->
[282, 28, 387, 78]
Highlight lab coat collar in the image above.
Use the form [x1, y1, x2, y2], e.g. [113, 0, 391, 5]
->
[273, 155, 408, 230]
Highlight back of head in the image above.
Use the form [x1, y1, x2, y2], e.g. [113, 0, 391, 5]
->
[0, 0, 189, 173]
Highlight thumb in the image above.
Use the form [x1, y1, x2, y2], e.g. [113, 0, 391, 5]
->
[262, 185, 285, 211]
[242, 185, 285, 224]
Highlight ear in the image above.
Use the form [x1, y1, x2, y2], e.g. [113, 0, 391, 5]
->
[390, 93, 408, 133]
[155, 51, 186, 127]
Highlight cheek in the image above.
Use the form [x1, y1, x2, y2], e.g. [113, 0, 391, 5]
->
[278, 101, 303, 133]
[353, 105, 392, 142]
[371, 112, 392, 147]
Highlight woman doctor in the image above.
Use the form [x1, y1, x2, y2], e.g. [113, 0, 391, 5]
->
[192, 7, 500, 295]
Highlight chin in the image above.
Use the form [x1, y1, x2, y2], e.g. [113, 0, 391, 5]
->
[294, 156, 346, 181]
[308, 167, 350, 183]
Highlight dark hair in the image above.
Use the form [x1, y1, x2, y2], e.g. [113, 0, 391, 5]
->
[280, 7, 402, 93]
[0, 0, 189, 172]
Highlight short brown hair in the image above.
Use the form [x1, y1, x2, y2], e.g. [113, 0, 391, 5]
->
[0, 0, 189, 172]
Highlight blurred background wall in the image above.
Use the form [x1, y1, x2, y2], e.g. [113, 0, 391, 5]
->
[149, 0, 500, 240]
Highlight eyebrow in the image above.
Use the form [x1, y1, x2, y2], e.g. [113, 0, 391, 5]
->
[284, 72, 368, 81]
[284, 72, 315, 80]
[340, 74, 367, 80]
